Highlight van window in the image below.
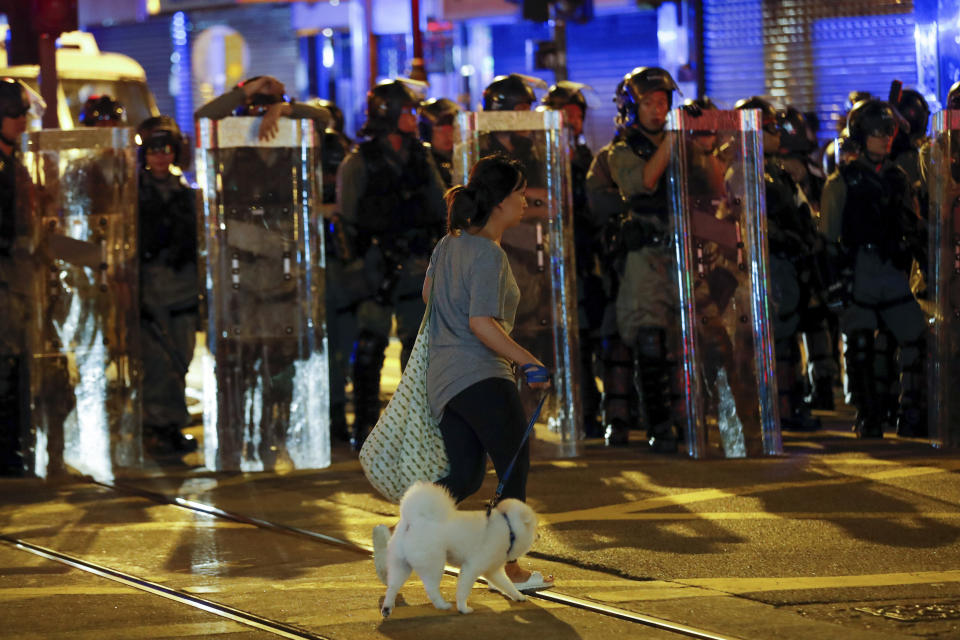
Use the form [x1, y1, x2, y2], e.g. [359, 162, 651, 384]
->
[61, 79, 155, 128]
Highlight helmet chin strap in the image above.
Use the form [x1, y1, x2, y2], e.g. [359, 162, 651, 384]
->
[639, 122, 664, 136]
[0, 131, 17, 149]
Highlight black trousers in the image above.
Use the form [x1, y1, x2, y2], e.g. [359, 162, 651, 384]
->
[435, 377, 529, 504]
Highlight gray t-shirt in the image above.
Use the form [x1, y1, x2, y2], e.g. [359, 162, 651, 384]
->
[426, 233, 520, 419]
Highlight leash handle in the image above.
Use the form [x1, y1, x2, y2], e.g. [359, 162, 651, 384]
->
[487, 391, 547, 515]
[520, 363, 550, 385]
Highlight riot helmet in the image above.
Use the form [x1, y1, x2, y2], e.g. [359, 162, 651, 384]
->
[309, 98, 345, 134]
[846, 99, 897, 148]
[137, 115, 185, 167]
[948, 81, 960, 110]
[614, 66, 678, 130]
[541, 81, 589, 116]
[418, 97, 460, 142]
[681, 97, 717, 137]
[361, 79, 422, 137]
[778, 106, 815, 155]
[734, 96, 779, 134]
[0, 78, 30, 121]
[482, 74, 540, 111]
[822, 130, 858, 176]
[896, 89, 929, 139]
[80, 95, 125, 126]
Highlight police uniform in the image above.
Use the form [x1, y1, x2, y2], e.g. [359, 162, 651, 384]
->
[0, 143, 27, 475]
[610, 126, 681, 451]
[138, 167, 199, 453]
[821, 153, 927, 437]
[319, 127, 360, 442]
[337, 133, 446, 449]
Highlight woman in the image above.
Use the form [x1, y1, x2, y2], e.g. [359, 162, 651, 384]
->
[384, 154, 553, 589]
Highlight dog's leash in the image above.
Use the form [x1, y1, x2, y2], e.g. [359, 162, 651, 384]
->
[486, 363, 550, 516]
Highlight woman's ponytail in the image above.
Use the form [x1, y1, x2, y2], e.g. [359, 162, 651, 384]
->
[445, 185, 479, 234]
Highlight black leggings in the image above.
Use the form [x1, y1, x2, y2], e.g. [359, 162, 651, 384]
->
[435, 377, 529, 504]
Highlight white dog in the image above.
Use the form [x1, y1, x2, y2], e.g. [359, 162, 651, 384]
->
[380, 481, 538, 616]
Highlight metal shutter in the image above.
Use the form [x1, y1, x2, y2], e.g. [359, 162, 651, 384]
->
[490, 10, 659, 151]
[704, 0, 916, 144]
[704, 0, 766, 109]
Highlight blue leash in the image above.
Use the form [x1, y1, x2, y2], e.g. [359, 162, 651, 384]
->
[486, 364, 550, 515]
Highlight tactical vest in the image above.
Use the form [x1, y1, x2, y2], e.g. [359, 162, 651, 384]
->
[623, 129, 668, 219]
[0, 149, 17, 256]
[764, 159, 809, 256]
[321, 131, 349, 204]
[838, 160, 910, 260]
[138, 170, 198, 270]
[355, 139, 435, 241]
[431, 148, 453, 190]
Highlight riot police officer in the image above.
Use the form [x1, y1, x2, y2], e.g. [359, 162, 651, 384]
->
[419, 97, 460, 189]
[891, 88, 930, 208]
[776, 105, 839, 411]
[136, 116, 200, 459]
[608, 67, 682, 452]
[309, 98, 357, 443]
[0, 78, 31, 475]
[195, 75, 330, 141]
[541, 81, 604, 436]
[585, 80, 631, 445]
[735, 97, 822, 430]
[820, 99, 927, 438]
[480, 74, 546, 185]
[337, 79, 446, 450]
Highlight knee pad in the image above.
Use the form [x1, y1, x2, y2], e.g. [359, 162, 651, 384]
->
[899, 334, 926, 372]
[355, 330, 388, 369]
[845, 329, 875, 366]
[634, 327, 666, 363]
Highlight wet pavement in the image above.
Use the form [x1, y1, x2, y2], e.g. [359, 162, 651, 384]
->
[3, 411, 960, 640]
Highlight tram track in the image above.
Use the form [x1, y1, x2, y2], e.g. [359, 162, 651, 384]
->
[0, 534, 332, 640]
[80, 478, 742, 640]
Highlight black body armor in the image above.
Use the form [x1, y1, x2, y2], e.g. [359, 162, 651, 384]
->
[839, 161, 914, 267]
[355, 139, 439, 256]
[138, 171, 198, 271]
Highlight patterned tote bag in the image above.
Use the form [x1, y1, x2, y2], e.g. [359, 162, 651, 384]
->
[359, 244, 449, 503]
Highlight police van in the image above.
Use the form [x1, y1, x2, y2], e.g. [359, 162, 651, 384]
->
[0, 27, 158, 129]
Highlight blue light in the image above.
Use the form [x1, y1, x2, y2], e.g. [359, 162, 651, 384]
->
[171, 11, 193, 137]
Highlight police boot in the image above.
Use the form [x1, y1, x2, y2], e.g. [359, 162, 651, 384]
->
[777, 339, 820, 431]
[601, 337, 634, 446]
[330, 401, 350, 443]
[352, 330, 388, 451]
[808, 376, 836, 411]
[580, 332, 603, 438]
[635, 328, 679, 454]
[845, 329, 883, 438]
[897, 336, 928, 438]
[0, 355, 24, 477]
[873, 328, 900, 432]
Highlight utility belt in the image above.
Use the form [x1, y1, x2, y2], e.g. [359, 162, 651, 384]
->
[365, 227, 439, 306]
[621, 212, 671, 251]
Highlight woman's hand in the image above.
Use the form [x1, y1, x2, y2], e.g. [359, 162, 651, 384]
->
[258, 102, 291, 141]
[520, 360, 551, 390]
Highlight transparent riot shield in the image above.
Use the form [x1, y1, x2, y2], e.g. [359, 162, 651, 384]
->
[196, 117, 329, 471]
[667, 109, 781, 458]
[453, 110, 581, 456]
[19, 128, 141, 480]
[929, 111, 960, 448]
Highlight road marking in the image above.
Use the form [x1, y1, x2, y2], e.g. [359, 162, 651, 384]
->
[541, 460, 960, 524]
[678, 569, 960, 594]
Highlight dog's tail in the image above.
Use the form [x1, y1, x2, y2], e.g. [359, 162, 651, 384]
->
[399, 481, 456, 523]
